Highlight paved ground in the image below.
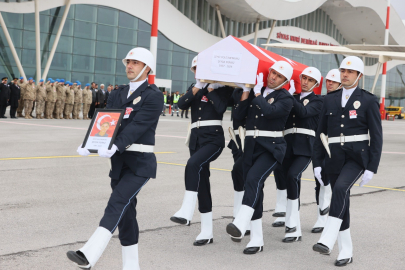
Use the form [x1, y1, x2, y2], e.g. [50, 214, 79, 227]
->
[0, 111, 404, 270]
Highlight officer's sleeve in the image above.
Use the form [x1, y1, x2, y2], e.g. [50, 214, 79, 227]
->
[114, 90, 164, 153]
[206, 86, 231, 115]
[366, 96, 383, 173]
[313, 103, 328, 168]
[233, 90, 253, 121]
[292, 96, 323, 118]
[178, 85, 195, 110]
[252, 93, 293, 119]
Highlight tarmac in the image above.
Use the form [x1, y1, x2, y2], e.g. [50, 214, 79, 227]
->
[0, 111, 404, 270]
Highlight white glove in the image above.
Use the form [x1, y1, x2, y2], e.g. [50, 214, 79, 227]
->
[253, 73, 264, 95]
[194, 79, 206, 89]
[208, 83, 221, 90]
[314, 167, 324, 186]
[77, 144, 90, 156]
[359, 170, 374, 187]
[98, 144, 118, 158]
[235, 83, 251, 92]
[288, 80, 295, 95]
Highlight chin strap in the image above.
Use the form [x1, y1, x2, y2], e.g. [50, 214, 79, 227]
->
[274, 79, 289, 90]
[130, 65, 148, 82]
[306, 82, 319, 93]
[346, 73, 362, 89]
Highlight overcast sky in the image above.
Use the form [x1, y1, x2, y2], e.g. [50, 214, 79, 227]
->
[391, 0, 405, 22]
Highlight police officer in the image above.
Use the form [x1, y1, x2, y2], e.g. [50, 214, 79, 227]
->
[17, 77, 27, 117]
[226, 61, 294, 255]
[35, 79, 46, 119]
[276, 67, 323, 243]
[171, 91, 180, 116]
[9, 78, 20, 119]
[73, 82, 83, 119]
[68, 48, 163, 270]
[23, 77, 36, 119]
[82, 84, 92, 120]
[0, 77, 10, 118]
[311, 69, 341, 233]
[312, 56, 382, 267]
[170, 55, 233, 246]
[227, 87, 247, 230]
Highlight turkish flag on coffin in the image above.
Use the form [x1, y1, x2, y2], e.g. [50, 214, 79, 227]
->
[195, 35, 323, 95]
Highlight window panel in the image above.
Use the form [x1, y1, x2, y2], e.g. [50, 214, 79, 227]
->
[137, 31, 150, 48]
[72, 55, 94, 72]
[54, 36, 73, 54]
[95, 41, 117, 58]
[116, 75, 128, 85]
[75, 5, 97, 22]
[118, 11, 138, 29]
[47, 69, 71, 81]
[74, 21, 96, 39]
[158, 33, 173, 51]
[98, 7, 118, 26]
[95, 57, 116, 75]
[2, 12, 23, 29]
[117, 44, 133, 60]
[51, 18, 74, 36]
[94, 73, 115, 86]
[22, 30, 36, 49]
[157, 50, 172, 65]
[116, 59, 126, 75]
[7, 28, 23, 48]
[118, 28, 137, 45]
[138, 19, 150, 32]
[172, 52, 188, 67]
[51, 52, 72, 71]
[49, 6, 75, 19]
[97, 24, 118, 42]
[73, 38, 96, 56]
[156, 64, 171, 80]
[71, 72, 94, 84]
[171, 66, 187, 81]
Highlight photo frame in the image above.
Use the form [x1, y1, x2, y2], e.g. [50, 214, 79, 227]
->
[82, 109, 125, 153]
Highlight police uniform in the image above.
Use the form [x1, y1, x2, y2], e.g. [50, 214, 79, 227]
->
[227, 88, 247, 221]
[9, 80, 20, 118]
[67, 48, 162, 270]
[226, 61, 294, 255]
[312, 56, 382, 267]
[0, 78, 10, 118]
[170, 82, 233, 246]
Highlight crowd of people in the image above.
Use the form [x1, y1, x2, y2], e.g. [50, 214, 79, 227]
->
[0, 77, 119, 120]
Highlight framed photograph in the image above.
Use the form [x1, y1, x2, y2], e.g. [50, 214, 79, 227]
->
[82, 109, 125, 153]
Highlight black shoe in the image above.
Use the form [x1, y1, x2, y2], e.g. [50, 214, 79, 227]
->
[245, 230, 250, 236]
[163, 114, 166, 116]
[320, 206, 330, 216]
[185, 116, 189, 118]
[313, 243, 331, 254]
[66, 251, 90, 268]
[285, 226, 296, 233]
[170, 216, 190, 225]
[243, 246, 263, 255]
[177, 115, 179, 117]
[226, 223, 242, 240]
[335, 257, 353, 267]
[272, 221, 285, 227]
[282, 236, 302, 243]
[181, 116, 183, 118]
[311, 227, 324, 233]
[171, 114, 173, 116]
[273, 212, 286, 217]
[193, 238, 213, 246]
[1, 116, 6, 118]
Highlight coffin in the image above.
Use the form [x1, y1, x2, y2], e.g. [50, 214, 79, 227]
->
[195, 35, 323, 94]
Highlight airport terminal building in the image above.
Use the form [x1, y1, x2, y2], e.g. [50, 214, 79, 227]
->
[0, 0, 405, 106]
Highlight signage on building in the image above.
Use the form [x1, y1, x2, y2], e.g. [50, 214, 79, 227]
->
[276, 32, 337, 46]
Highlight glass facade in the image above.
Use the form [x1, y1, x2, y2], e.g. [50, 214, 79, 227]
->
[0, 4, 197, 92]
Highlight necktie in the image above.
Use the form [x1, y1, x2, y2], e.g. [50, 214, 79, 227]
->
[129, 89, 135, 96]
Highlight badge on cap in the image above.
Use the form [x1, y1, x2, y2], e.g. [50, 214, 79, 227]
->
[353, 101, 361, 109]
[268, 98, 274, 104]
[303, 99, 309, 106]
[133, 96, 141, 105]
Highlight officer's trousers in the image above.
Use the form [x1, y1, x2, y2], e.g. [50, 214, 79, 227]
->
[89, 102, 96, 118]
[10, 106, 17, 118]
[181, 108, 188, 118]
[242, 148, 278, 220]
[0, 101, 6, 117]
[99, 166, 150, 246]
[274, 164, 288, 191]
[327, 156, 364, 231]
[231, 151, 244, 192]
[279, 155, 312, 201]
[17, 99, 24, 115]
[186, 143, 223, 213]
[314, 160, 331, 205]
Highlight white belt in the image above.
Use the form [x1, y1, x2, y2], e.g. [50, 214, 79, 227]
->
[328, 134, 369, 144]
[246, 130, 284, 138]
[126, 144, 154, 153]
[234, 129, 239, 135]
[191, 120, 222, 129]
[284, 128, 316, 137]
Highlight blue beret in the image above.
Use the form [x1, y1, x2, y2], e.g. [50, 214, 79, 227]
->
[47, 78, 53, 81]
[20, 77, 24, 80]
[85, 83, 90, 86]
[39, 79, 44, 82]
[60, 79, 65, 83]
[28, 77, 33, 80]
[77, 82, 81, 85]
